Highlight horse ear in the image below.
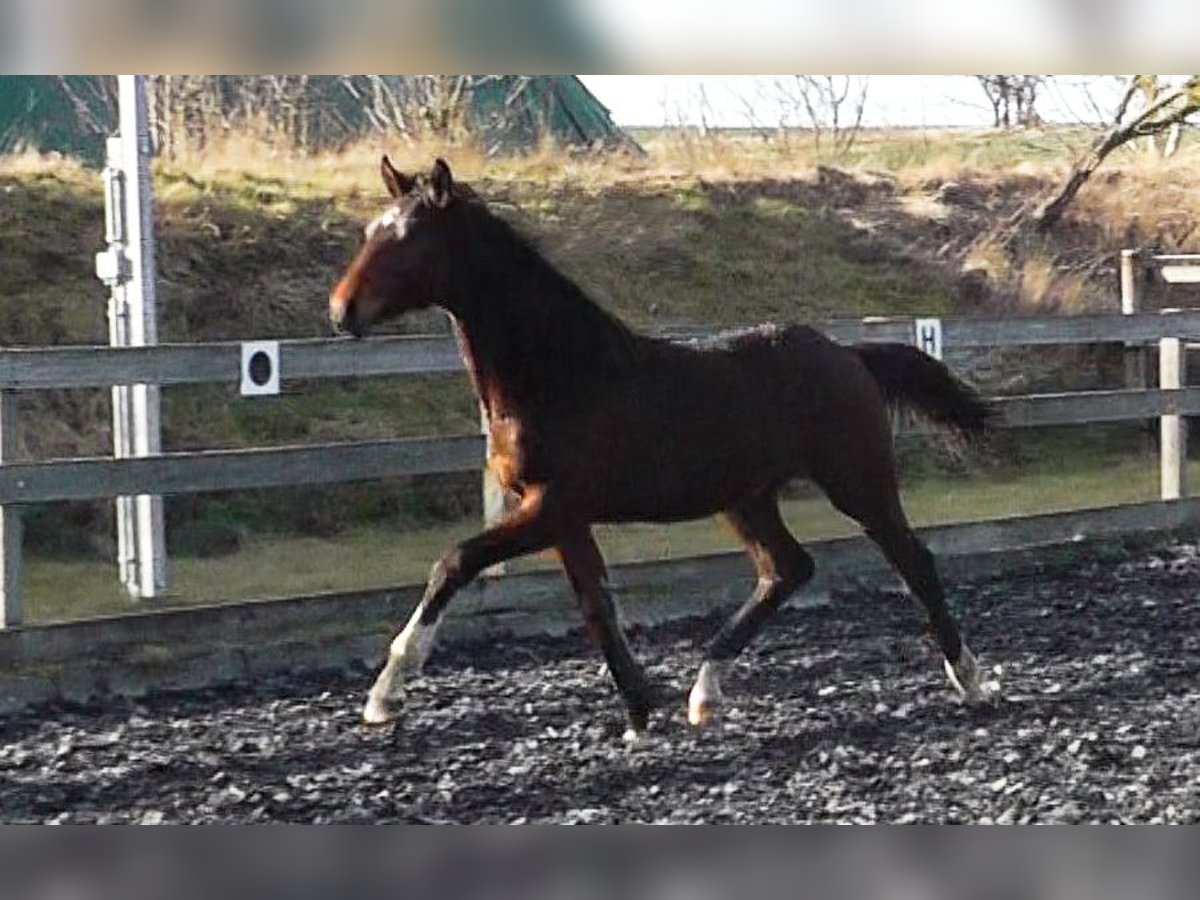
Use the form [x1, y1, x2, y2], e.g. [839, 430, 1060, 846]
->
[429, 158, 453, 208]
[380, 155, 413, 198]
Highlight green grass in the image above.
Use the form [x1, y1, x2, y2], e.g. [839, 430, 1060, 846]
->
[24, 523, 478, 622]
[162, 374, 479, 451]
[21, 445, 1170, 624]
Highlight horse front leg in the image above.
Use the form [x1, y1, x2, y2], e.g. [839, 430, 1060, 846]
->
[557, 528, 666, 742]
[362, 489, 554, 725]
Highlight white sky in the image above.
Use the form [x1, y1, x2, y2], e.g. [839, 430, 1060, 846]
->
[579, 75, 1128, 129]
[571, 0, 1200, 82]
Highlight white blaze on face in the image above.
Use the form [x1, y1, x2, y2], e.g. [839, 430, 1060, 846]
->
[364, 206, 407, 241]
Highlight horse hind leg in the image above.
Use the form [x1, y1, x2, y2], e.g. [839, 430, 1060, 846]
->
[689, 495, 815, 727]
[815, 461, 997, 703]
[868, 509, 995, 701]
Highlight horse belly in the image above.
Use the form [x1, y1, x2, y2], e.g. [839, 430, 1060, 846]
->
[590, 397, 798, 522]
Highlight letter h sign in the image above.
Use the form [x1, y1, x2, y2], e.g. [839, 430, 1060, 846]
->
[913, 318, 943, 360]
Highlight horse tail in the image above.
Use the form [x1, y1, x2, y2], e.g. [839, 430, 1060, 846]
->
[855, 343, 994, 442]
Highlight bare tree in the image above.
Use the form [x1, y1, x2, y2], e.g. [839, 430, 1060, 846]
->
[137, 76, 608, 157]
[408, 76, 473, 139]
[144, 76, 226, 154]
[766, 76, 870, 157]
[659, 80, 719, 148]
[1013, 76, 1044, 128]
[975, 76, 1045, 129]
[138, 76, 490, 156]
[1035, 75, 1200, 231]
[339, 76, 413, 138]
[1136, 76, 1186, 158]
[729, 81, 776, 142]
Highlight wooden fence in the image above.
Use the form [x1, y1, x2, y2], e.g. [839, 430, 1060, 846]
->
[3, 308, 1200, 630]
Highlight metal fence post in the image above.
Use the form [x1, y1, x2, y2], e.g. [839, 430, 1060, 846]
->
[0, 391, 22, 627]
[115, 75, 167, 599]
[1160, 336, 1188, 500]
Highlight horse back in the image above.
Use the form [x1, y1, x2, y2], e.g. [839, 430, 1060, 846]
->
[563, 324, 861, 521]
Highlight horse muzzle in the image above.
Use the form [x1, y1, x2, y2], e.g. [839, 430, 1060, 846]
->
[329, 297, 366, 339]
[330, 311, 365, 338]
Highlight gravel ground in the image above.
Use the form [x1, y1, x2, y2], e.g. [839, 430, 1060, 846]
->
[3, 540, 1200, 823]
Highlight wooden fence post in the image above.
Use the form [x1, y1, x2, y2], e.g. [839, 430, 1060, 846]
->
[1160, 337, 1188, 500]
[1120, 249, 1148, 392]
[0, 391, 22, 627]
[1120, 249, 1139, 316]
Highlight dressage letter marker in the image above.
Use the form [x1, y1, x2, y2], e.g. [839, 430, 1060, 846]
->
[240, 341, 280, 396]
[914, 318, 943, 360]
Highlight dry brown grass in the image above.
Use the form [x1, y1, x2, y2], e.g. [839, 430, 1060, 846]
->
[0, 124, 1091, 210]
[1070, 144, 1200, 250]
[961, 237, 1010, 280]
[160, 126, 1072, 198]
[9, 124, 1192, 329]
[6, 126, 1194, 328]
[1014, 251, 1088, 313]
[0, 150, 91, 179]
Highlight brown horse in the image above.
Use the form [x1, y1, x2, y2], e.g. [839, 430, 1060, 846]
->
[331, 157, 996, 740]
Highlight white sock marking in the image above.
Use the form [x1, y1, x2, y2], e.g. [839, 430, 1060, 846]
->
[389, 614, 438, 670]
[944, 643, 1001, 703]
[362, 606, 440, 724]
[688, 660, 727, 726]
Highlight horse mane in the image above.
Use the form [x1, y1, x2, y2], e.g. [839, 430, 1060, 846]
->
[450, 194, 643, 405]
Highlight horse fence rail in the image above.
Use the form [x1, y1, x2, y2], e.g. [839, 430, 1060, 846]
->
[4, 310, 1200, 391]
[1, 310, 1198, 628]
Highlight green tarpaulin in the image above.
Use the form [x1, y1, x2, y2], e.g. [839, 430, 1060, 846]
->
[0, 76, 638, 165]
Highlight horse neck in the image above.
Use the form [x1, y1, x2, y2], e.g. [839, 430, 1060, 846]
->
[440, 221, 637, 415]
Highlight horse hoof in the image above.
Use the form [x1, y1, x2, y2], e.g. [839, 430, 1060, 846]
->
[944, 657, 977, 700]
[361, 694, 401, 726]
[975, 666, 1003, 704]
[944, 652, 1002, 705]
[623, 727, 649, 749]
